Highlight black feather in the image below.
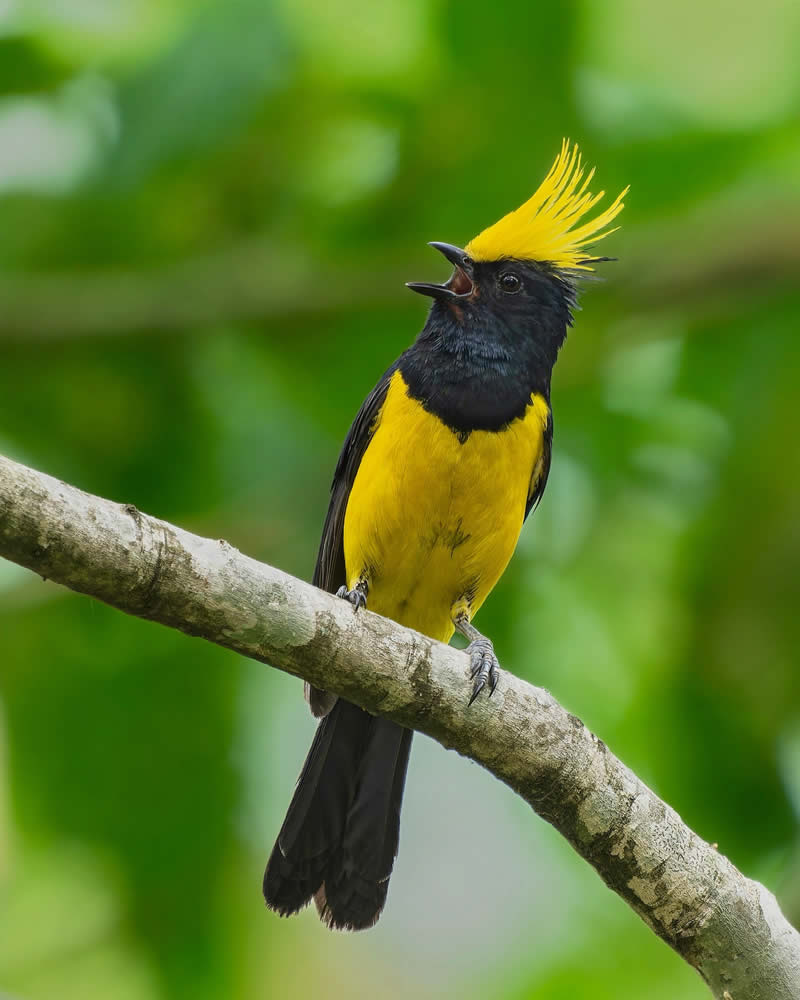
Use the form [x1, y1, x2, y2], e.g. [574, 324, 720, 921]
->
[315, 722, 412, 930]
[305, 363, 398, 718]
[263, 702, 412, 930]
[525, 407, 553, 521]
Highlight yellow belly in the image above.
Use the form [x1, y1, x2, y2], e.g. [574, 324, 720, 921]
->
[343, 370, 549, 642]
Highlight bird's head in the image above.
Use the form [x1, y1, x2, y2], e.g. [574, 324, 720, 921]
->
[408, 141, 628, 365]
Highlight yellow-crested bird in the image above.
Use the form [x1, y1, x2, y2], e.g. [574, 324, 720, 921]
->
[264, 141, 627, 930]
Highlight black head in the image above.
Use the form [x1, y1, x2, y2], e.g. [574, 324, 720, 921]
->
[407, 242, 576, 375]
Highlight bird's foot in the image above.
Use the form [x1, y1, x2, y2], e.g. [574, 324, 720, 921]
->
[336, 585, 367, 611]
[466, 638, 500, 705]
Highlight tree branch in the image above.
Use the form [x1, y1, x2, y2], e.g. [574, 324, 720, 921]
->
[0, 206, 798, 340]
[0, 242, 406, 340]
[1, 451, 798, 998]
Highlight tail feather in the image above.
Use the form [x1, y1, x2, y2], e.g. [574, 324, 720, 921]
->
[316, 724, 412, 930]
[263, 699, 412, 930]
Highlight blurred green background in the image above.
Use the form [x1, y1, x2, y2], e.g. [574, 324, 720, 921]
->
[1, 0, 799, 997]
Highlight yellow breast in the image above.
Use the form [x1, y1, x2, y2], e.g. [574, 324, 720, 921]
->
[343, 370, 549, 643]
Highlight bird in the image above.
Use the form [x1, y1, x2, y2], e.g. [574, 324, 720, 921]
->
[263, 140, 627, 931]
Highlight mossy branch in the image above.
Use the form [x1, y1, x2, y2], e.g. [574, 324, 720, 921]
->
[1, 451, 798, 998]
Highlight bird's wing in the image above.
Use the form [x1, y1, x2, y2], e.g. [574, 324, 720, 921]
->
[306, 363, 398, 716]
[313, 362, 398, 592]
[524, 407, 553, 521]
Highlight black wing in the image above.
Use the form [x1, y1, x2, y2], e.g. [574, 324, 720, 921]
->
[307, 362, 398, 715]
[524, 407, 553, 521]
[313, 362, 398, 591]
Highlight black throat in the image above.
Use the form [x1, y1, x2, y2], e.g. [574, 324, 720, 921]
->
[400, 279, 571, 434]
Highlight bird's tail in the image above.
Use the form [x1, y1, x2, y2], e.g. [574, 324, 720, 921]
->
[263, 698, 413, 931]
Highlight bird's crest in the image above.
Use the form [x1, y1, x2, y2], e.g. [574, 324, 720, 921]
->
[465, 140, 628, 271]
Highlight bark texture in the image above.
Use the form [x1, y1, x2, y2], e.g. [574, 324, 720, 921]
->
[1, 451, 798, 998]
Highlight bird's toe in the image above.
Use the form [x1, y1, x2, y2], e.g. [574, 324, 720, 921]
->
[466, 638, 500, 705]
[336, 585, 367, 611]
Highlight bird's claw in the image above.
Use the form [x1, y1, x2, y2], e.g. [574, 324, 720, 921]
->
[336, 585, 367, 611]
[466, 638, 499, 705]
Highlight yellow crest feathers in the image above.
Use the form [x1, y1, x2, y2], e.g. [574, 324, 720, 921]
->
[465, 140, 628, 271]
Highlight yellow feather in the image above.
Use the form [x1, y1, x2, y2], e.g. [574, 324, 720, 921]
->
[465, 139, 628, 271]
[343, 372, 550, 643]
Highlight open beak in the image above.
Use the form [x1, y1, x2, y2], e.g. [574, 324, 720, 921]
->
[406, 242, 474, 300]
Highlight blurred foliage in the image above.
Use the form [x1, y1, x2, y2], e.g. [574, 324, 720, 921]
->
[1, 0, 799, 998]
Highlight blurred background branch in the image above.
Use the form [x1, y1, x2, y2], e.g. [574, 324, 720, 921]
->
[0, 242, 404, 339]
[0, 208, 798, 340]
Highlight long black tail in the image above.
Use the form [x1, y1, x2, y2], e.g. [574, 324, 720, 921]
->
[263, 699, 413, 931]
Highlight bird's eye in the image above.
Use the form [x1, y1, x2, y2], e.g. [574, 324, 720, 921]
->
[499, 272, 521, 293]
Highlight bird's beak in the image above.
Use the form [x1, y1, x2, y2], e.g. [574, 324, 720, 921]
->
[406, 242, 475, 300]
